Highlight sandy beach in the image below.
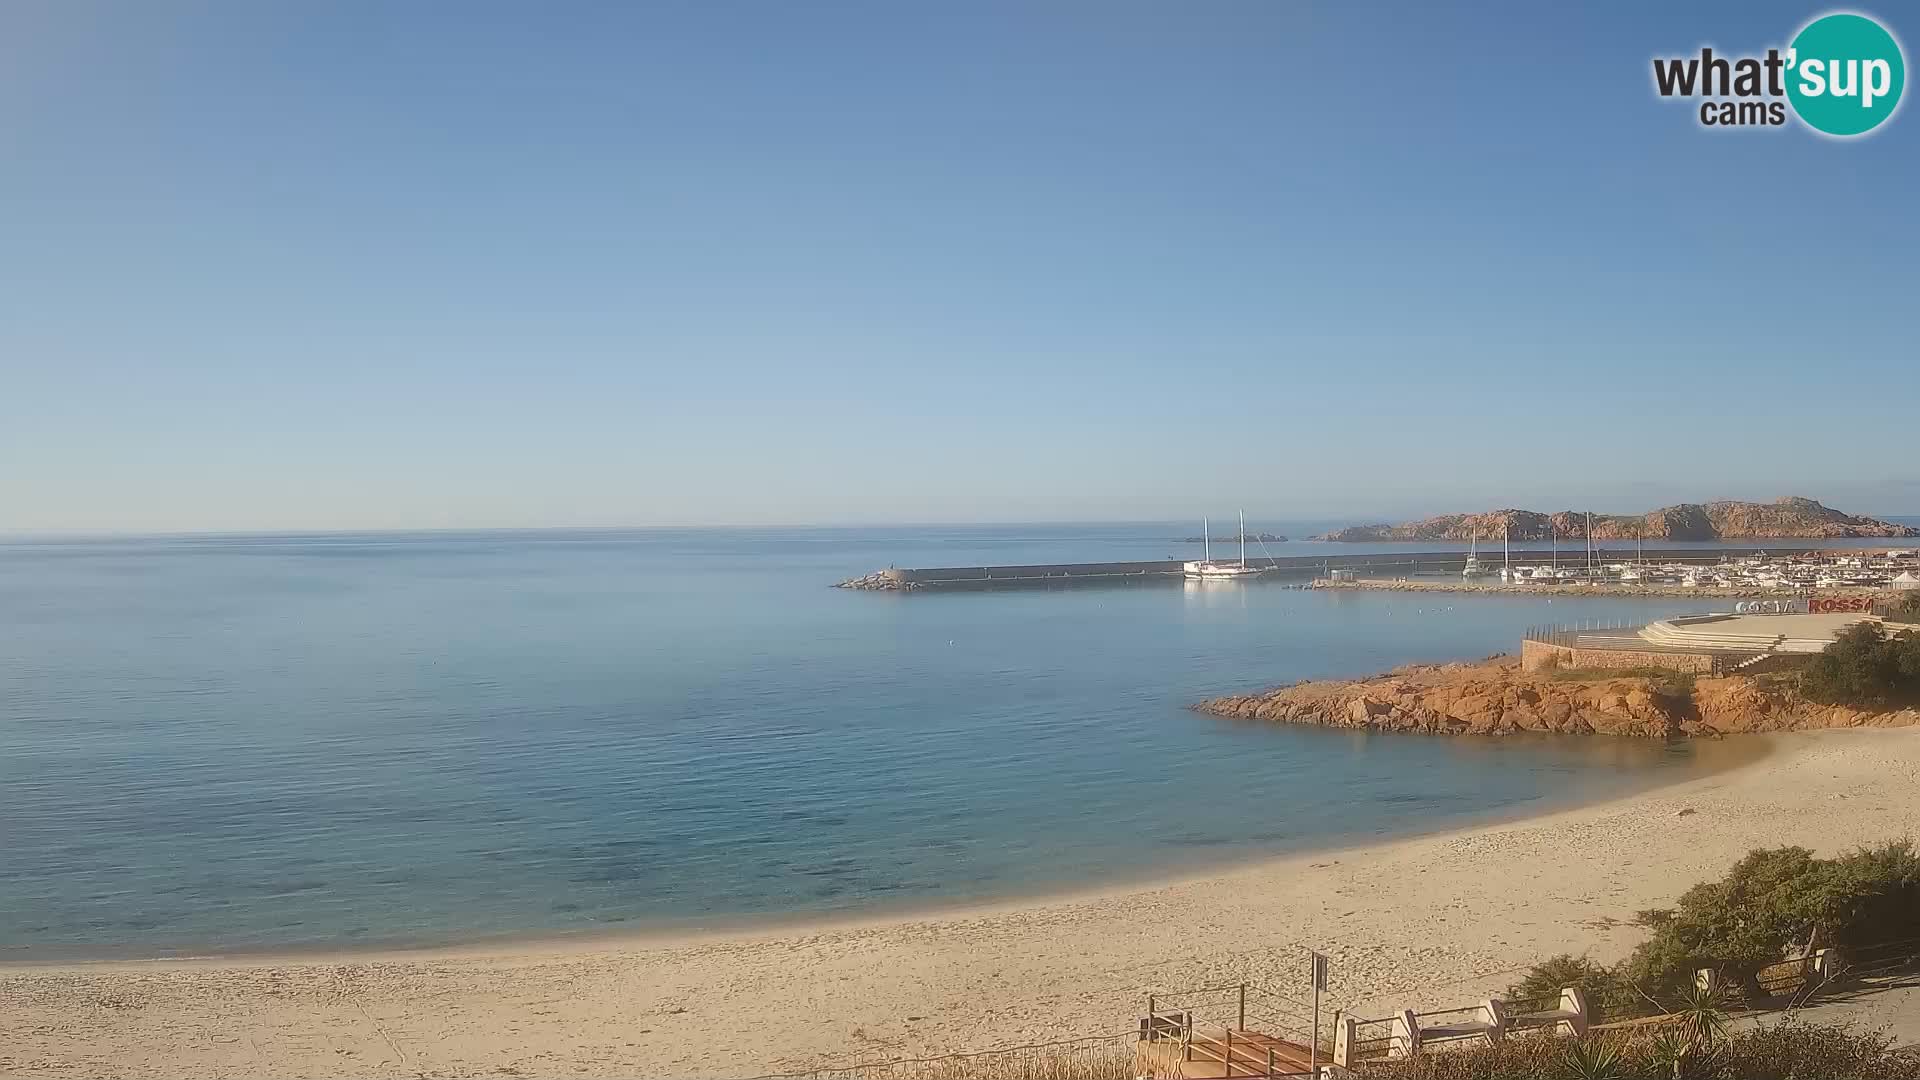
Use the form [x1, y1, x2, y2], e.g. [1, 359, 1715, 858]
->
[5, 727, 1919, 1079]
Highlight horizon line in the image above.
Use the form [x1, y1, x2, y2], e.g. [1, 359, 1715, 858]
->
[6, 510, 1919, 543]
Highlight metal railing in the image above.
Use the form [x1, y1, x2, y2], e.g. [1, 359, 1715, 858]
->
[1341, 1015, 1407, 1062]
[1410, 1002, 1501, 1049]
[1837, 936, 1920, 982]
[1522, 618, 1646, 647]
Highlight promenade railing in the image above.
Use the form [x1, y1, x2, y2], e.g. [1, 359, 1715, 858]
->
[1521, 619, 1645, 647]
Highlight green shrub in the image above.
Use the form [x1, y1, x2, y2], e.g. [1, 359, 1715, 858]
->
[1799, 621, 1920, 707]
[1360, 1022, 1918, 1080]
[1620, 841, 1920, 1001]
[1889, 591, 1920, 623]
[1507, 955, 1647, 1022]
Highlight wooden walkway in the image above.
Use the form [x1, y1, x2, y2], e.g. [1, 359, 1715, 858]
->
[1162, 1026, 1317, 1078]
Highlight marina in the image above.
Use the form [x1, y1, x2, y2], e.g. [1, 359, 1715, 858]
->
[838, 546, 1920, 593]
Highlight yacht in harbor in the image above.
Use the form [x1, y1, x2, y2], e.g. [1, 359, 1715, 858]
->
[1462, 530, 1488, 579]
[1185, 511, 1264, 580]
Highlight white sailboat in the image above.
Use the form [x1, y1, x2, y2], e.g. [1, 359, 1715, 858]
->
[1184, 511, 1262, 579]
[1462, 530, 1487, 579]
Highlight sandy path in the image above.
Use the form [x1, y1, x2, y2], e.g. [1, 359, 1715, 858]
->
[5, 727, 1918, 1079]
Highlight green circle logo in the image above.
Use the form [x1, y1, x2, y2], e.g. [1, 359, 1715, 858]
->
[1787, 13, 1906, 136]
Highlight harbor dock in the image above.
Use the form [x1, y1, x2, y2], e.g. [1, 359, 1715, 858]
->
[835, 548, 1815, 591]
[1311, 578, 1887, 600]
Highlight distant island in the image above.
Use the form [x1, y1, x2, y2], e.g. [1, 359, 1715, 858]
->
[1181, 532, 1287, 543]
[1313, 496, 1916, 542]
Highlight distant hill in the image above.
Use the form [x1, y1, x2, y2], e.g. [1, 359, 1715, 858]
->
[1313, 497, 1918, 542]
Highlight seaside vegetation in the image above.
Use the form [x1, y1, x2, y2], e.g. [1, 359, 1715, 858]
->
[795, 843, 1920, 1080]
[1798, 622, 1920, 708]
[813, 1025, 1920, 1080]
[1511, 841, 1920, 1011]
[1362, 1022, 1919, 1080]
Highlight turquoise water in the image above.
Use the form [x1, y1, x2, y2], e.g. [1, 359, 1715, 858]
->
[0, 525, 1827, 959]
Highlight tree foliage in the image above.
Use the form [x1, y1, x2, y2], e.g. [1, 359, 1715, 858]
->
[1621, 841, 1920, 998]
[1799, 622, 1920, 707]
[1507, 955, 1641, 1020]
[1503, 842, 1920, 1016]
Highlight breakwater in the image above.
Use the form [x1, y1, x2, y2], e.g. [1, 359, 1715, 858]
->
[836, 548, 1752, 591]
[1312, 578, 1887, 600]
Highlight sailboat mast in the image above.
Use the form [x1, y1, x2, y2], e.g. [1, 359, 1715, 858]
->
[1204, 517, 1210, 562]
[1503, 522, 1510, 569]
[1239, 510, 1246, 569]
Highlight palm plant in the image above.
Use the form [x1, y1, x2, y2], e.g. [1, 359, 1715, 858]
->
[1644, 1027, 1690, 1080]
[1560, 1036, 1629, 1080]
[1672, 980, 1729, 1052]
[1643, 1025, 1725, 1080]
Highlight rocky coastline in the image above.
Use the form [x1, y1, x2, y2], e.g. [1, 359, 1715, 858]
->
[1314, 496, 1915, 542]
[835, 570, 914, 590]
[1193, 656, 1920, 739]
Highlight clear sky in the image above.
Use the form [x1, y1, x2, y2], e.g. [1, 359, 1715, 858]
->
[3, 1, 1915, 532]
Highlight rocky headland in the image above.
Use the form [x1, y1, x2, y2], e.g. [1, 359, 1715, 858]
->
[1314, 497, 1915, 543]
[1194, 657, 1920, 739]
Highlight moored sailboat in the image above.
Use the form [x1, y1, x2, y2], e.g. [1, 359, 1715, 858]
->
[1184, 511, 1263, 579]
[1462, 530, 1487, 579]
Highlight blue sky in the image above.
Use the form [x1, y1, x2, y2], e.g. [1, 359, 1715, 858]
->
[3, 1, 1915, 531]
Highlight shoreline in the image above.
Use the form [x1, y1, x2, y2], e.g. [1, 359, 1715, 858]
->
[1312, 577, 1889, 599]
[0, 727, 1768, 972]
[12, 730, 1920, 1078]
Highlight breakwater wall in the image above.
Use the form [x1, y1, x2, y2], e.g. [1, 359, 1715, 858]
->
[1314, 579, 1887, 600]
[836, 548, 1753, 591]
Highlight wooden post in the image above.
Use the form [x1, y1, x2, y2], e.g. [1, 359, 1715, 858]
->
[1147, 995, 1156, 1039]
[1311, 951, 1328, 1075]
[1238, 982, 1246, 1031]
[1267, 1046, 1275, 1078]
[1224, 1028, 1232, 1076]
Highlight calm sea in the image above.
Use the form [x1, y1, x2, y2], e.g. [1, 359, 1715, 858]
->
[5, 522, 1908, 959]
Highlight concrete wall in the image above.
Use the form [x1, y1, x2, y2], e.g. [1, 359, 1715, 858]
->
[1520, 640, 1572, 673]
[890, 560, 1190, 586]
